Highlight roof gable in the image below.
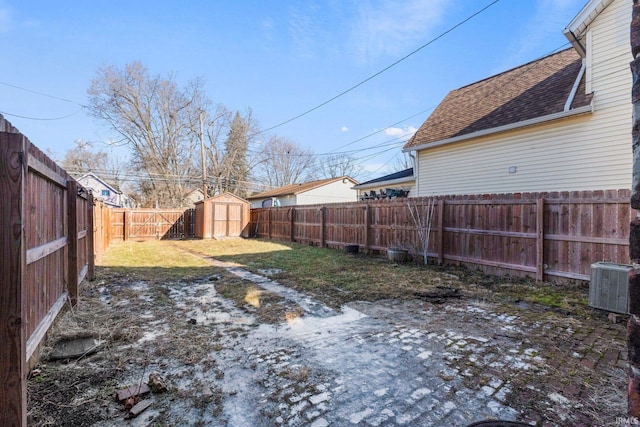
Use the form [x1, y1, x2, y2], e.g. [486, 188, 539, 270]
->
[404, 49, 592, 150]
[196, 192, 249, 205]
[563, 0, 614, 56]
[248, 176, 358, 200]
[77, 172, 120, 194]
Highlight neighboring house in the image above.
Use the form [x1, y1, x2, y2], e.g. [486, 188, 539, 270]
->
[76, 172, 133, 208]
[403, 0, 631, 197]
[247, 176, 359, 208]
[183, 188, 205, 206]
[352, 168, 415, 200]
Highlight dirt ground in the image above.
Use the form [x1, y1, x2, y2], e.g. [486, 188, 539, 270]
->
[27, 241, 627, 426]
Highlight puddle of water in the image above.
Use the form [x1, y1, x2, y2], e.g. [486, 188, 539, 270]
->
[258, 306, 366, 338]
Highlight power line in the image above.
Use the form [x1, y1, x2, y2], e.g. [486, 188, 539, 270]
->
[0, 107, 84, 121]
[258, 0, 501, 135]
[0, 80, 86, 106]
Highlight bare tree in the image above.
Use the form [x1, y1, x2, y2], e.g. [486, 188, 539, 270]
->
[61, 139, 129, 191]
[201, 104, 232, 196]
[253, 136, 316, 188]
[317, 154, 360, 179]
[87, 62, 206, 207]
[407, 198, 436, 265]
[393, 152, 414, 172]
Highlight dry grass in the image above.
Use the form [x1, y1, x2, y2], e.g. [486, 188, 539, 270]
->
[99, 239, 217, 282]
[173, 238, 590, 314]
[215, 279, 305, 324]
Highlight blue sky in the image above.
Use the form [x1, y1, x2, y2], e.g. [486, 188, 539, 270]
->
[0, 0, 586, 181]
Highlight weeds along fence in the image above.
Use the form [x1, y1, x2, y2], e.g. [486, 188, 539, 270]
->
[0, 115, 97, 426]
[250, 190, 632, 282]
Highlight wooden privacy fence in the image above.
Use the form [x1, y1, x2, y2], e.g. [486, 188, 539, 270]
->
[251, 190, 632, 281]
[109, 208, 195, 241]
[0, 116, 96, 427]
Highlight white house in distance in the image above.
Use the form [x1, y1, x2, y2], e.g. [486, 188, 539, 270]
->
[183, 188, 205, 206]
[247, 176, 359, 208]
[76, 172, 133, 208]
[403, 0, 631, 197]
[352, 167, 415, 200]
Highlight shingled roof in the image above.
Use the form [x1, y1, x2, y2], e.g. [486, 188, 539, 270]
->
[248, 176, 358, 200]
[404, 48, 593, 150]
[353, 168, 414, 189]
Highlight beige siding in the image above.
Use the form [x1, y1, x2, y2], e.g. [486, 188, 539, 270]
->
[416, 0, 632, 196]
[297, 180, 358, 205]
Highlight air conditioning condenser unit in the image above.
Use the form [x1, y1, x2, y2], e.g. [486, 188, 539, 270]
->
[589, 262, 631, 314]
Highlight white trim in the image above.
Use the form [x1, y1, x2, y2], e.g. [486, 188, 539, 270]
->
[564, 60, 586, 111]
[403, 104, 593, 153]
[353, 176, 415, 190]
[564, 0, 613, 38]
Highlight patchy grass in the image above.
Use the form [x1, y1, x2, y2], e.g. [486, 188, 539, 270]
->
[215, 279, 305, 324]
[172, 238, 592, 315]
[99, 240, 217, 282]
[173, 238, 455, 309]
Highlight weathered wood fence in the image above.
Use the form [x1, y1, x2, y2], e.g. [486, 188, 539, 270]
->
[251, 190, 632, 281]
[108, 208, 195, 241]
[0, 116, 96, 426]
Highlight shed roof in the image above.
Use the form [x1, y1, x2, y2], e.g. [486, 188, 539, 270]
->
[196, 192, 249, 205]
[353, 168, 414, 189]
[404, 48, 592, 151]
[248, 176, 358, 200]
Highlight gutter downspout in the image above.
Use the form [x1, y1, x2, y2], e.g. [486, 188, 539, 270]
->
[408, 151, 417, 196]
[564, 59, 586, 112]
[563, 29, 586, 57]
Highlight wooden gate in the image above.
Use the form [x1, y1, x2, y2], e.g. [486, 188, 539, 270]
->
[110, 208, 195, 240]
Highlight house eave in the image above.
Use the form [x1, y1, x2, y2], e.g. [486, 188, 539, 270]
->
[353, 176, 415, 190]
[403, 104, 593, 153]
[563, 0, 613, 54]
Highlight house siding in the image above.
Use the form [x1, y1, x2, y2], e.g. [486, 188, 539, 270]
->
[415, 0, 632, 196]
[296, 179, 358, 205]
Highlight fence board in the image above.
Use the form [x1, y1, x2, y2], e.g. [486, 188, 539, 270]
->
[1, 116, 96, 427]
[0, 131, 27, 427]
[251, 190, 633, 282]
[109, 208, 195, 240]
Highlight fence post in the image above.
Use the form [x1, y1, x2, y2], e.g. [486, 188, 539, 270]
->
[320, 207, 326, 248]
[536, 198, 545, 281]
[363, 204, 370, 253]
[87, 193, 95, 281]
[67, 180, 79, 306]
[268, 209, 272, 239]
[123, 210, 130, 241]
[437, 199, 444, 265]
[0, 132, 27, 427]
[290, 207, 295, 242]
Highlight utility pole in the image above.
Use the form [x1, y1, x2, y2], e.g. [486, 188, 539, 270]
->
[200, 111, 207, 199]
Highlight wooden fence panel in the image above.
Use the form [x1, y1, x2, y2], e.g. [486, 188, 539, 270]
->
[250, 190, 633, 282]
[108, 208, 195, 240]
[1, 130, 27, 426]
[1, 115, 96, 427]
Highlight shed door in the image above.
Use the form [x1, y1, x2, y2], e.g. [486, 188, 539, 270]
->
[227, 204, 243, 236]
[213, 204, 228, 237]
[212, 203, 244, 237]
